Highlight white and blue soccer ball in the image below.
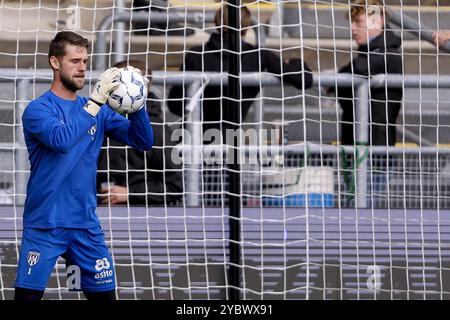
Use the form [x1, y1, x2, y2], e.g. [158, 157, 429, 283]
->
[107, 67, 147, 115]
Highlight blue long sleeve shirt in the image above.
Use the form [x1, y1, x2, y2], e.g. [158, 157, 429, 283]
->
[22, 90, 153, 229]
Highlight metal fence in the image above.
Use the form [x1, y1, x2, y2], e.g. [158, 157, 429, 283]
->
[200, 145, 450, 209]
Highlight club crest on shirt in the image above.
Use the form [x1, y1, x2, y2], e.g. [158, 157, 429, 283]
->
[88, 125, 97, 136]
[27, 251, 40, 267]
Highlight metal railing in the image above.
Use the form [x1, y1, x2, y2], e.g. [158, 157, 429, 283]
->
[387, 8, 450, 53]
[1, 69, 450, 207]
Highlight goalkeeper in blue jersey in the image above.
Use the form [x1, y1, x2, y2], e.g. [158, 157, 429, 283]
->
[13, 31, 154, 300]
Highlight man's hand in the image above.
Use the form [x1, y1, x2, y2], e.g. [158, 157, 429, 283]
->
[100, 185, 128, 205]
[432, 31, 450, 48]
[84, 67, 121, 117]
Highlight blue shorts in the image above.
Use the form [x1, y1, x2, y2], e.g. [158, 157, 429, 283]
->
[15, 226, 116, 292]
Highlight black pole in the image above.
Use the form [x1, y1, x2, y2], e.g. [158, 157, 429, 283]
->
[226, 0, 241, 301]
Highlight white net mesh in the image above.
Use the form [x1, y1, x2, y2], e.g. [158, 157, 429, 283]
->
[1, 0, 450, 300]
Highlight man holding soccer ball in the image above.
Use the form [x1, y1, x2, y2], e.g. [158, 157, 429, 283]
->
[14, 31, 153, 300]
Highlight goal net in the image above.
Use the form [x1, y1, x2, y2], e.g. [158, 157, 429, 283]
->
[1, 0, 450, 300]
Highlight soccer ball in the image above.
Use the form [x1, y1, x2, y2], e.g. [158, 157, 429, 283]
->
[107, 67, 148, 115]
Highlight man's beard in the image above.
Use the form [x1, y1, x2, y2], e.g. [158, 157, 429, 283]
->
[60, 70, 84, 92]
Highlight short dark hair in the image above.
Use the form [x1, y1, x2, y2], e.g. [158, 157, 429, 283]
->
[48, 31, 90, 63]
